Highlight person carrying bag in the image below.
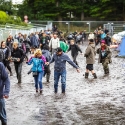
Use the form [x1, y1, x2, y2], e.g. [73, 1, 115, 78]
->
[27, 49, 44, 94]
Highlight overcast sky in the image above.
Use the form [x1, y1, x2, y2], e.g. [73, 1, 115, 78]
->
[12, 0, 23, 4]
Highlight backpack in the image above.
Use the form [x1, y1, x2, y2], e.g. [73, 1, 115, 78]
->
[76, 35, 82, 41]
[68, 34, 73, 39]
[0, 49, 5, 62]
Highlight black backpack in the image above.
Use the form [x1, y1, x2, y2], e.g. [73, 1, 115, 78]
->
[0, 49, 5, 62]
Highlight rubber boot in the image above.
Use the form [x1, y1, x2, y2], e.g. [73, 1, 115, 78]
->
[85, 72, 89, 79]
[93, 73, 97, 79]
[1, 121, 7, 125]
[18, 75, 22, 83]
[105, 69, 109, 74]
[46, 74, 50, 83]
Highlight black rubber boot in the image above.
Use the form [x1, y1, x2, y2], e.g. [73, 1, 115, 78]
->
[85, 72, 89, 78]
[18, 75, 22, 83]
[46, 74, 50, 83]
[93, 73, 97, 79]
[1, 121, 7, 125]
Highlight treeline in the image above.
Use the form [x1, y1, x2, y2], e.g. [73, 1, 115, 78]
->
[0, 0, 125, 21]
[0, 0, 26, 25]
[17, 0, 125, 21]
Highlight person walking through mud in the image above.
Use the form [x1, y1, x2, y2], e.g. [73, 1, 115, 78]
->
[49, 33, 60, 55]
[46, 47, 80, 94]
[84, 39, 97, 79]
[97, 40, 112, 75]
[11, 42, 25, 83]
[27, 49, 45, 94]
[68, 40, 83, 67]
[0, 62, 10, 125]
[0, 41, 13, 76]
[42, 45, 51, 83]
[40, 33, 49, 50]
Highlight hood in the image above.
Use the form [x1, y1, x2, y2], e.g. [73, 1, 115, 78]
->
[42, 49, 48, 54]
[90, 43, 95, 49]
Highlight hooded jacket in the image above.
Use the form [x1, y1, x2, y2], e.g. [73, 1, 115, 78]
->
[0, 62, 10, 98]
[42, 49, 51, 62]
[97, 45, 112, 63]
[27, 58, 44, 72]
[28, 55, 46, 70]
[30, 35, 39, 47]
[84, 43, 96, 64]
[60, 41, 69, 53]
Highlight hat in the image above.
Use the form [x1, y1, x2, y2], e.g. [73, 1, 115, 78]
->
[56, 47, 62, 52]
[101, 40, 105, 44]
[89, 39, 94, 42]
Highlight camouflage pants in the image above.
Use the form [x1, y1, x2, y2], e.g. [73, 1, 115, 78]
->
[102, 59, 109, 74]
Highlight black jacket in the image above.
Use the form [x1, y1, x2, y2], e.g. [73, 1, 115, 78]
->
[11, 48, 25, 63]
[105, 36, 112, 46]
[1, 46, 11, 60]
[40, 37, 49, 46]
[68, 44, 82, 56]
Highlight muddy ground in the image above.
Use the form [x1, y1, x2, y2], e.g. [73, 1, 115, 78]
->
[6, 43, 125, 125]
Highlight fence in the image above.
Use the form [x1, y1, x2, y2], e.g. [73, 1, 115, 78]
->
[0, 21, 125, 42]
[31, 21, 125, 35]
[0, 22, 50, 42]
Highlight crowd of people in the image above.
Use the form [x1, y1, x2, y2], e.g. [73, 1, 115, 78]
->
[0, 25, 114, 125]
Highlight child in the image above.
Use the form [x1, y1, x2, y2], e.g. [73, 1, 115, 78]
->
[84, 39, 97, 79]
[68, 40, 83, 66]
[97, 40, 112, 74]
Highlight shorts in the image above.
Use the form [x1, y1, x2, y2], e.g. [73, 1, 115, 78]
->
[86, 64, 93, 71]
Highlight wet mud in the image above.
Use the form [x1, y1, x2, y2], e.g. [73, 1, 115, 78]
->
[6, 43, 125, 125]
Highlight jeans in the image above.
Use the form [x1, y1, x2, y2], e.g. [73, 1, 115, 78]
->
[0, 99, 7, 124]
[34, 71, 44, 90]
[14, 63, 22, 82]
[54, 70, 66, 93]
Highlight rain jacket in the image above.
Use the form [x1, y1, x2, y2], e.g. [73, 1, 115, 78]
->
[60, 41, 69, 53]
[27, 58, 44, 72]
[84, 43, 96, 64]
[42, 50, 51, 62]
[28, 55, 46, 70]
[0, 62, 10, 98]
[30, 35, 39, 47]
[101, 33, 106, 39]
[97, 45, 112, 63]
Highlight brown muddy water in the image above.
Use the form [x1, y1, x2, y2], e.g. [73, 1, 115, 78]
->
[6, 43, 125, 125]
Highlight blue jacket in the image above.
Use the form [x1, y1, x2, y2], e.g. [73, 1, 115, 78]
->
[27, 58, 44, 72]
[0, 62, 10, 98]
[50, 53, 78, 72]
[30, 35, 39, 47]
[101, 33, 106, 39]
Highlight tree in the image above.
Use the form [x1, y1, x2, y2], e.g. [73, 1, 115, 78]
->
[0, 0, 14, 15]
